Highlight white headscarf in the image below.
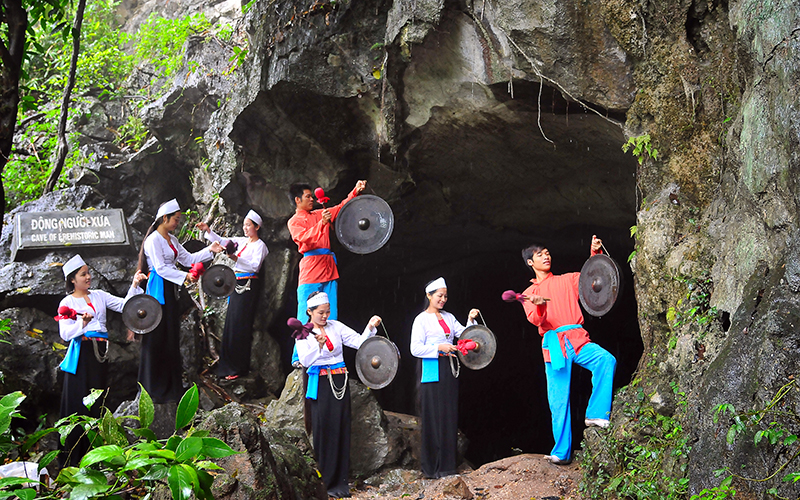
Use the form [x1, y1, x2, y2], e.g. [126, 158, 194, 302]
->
[307, 292, 330, 308]
[155, 199, 181, 220]
[245, 209, 262, 226]
[63, 255, 86, 278]
[425, 277, 447, 293]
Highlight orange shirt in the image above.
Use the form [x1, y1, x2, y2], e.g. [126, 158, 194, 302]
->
[522, 247, 601, 362]
[287, 188, 358, 285]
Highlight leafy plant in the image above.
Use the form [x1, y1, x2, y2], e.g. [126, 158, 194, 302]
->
[582, 381, 691, 500]
[622, 133, 659, 164]
[0, 384, 237, 500]
[707, 380, 800, 498]
[667, 273, 719, 332]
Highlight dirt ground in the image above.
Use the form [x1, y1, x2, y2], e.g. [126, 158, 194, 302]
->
[348, 454, 584, 500]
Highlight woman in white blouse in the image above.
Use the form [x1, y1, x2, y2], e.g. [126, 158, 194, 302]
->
[410, 277, 479, 479]
[56, 254, 146, 466]
[136, 199, 222, 403]
[196, 210, 268, 380]
[294, 291, 381, 499]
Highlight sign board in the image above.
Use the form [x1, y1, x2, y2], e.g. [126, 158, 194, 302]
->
[11, 209, 132, 261]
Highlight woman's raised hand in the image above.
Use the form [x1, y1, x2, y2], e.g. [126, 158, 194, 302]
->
[368, 315, 382, 328]
[468, 308, 480, 320]
[132, 270, 148, 288]
[195, 221, 209, 233]
[209, 241, 223, 253]
[315, 332, 328, 348]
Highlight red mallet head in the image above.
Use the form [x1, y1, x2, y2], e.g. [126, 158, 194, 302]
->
[54, 306, 79, 321]
[189, 262, 205, 279]
[314, 187, 330, 205]
[225, 240, 238, 256]
[502, 290, 526, 303]
[287, 317, 312, 339]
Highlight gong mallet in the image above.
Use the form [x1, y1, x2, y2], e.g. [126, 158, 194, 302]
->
[501, 290, 550, 303]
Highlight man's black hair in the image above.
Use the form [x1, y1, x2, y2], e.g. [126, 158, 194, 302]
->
[521, 243, 547, 270]
[289, 183, 312, 204]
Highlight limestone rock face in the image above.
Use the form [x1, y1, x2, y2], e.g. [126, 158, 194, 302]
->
[197, 402, 327, 500]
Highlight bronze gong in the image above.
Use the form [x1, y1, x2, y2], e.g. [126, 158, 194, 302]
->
[355, 336, 400, 389]
[335, 195, 394, 254]
[122, 294, 163, 334]
[578, 254, 623, 317]
[457, 325, 497, 370]
[201, 264, 236, 299]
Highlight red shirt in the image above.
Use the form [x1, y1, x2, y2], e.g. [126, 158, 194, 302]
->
[522, 247, 601, 362]
[287, 188, 358, 285]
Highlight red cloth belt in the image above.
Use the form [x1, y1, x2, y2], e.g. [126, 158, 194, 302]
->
[319, 367, 347, 376]
[81, 336, 107, 342]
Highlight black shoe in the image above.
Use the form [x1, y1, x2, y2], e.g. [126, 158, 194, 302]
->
[327, 489, 351, 498]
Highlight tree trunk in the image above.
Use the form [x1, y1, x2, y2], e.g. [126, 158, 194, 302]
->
[44, 0, 87, 194]
[0, 0, 29, 229]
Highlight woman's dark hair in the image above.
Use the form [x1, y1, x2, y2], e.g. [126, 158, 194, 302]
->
[521, 242, 546, 271]
[289, 183, 312, 205]
[137, 204, 180, 274]
[65, 268, 80, 294]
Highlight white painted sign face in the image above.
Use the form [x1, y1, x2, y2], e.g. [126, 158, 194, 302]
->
[12, 209, 131, 260]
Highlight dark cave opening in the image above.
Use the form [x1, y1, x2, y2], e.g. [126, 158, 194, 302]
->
[260, 78, 642, 466]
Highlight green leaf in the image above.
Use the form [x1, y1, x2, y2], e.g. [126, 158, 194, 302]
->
[21, 428, 57, 453]
[141, 464, 169, 481]
[54, 467, 80, 485]
[201, 437, 237, 458]
[175, 436, 203, 461]
[79, 444, 125, 468]
[783, 434, 797, 446]
[73, 468, 108, 485]
[38, 449, 61, 471]
[69, 483, 112, 500]
[100, 409, 128, 447]
[132, 427, 158, 442]
[138, 384, 154, 429]
[121, 456, 167, 472]
[0, 478, 37, 489]
[0, 392, 25, 410]
[194, 460, 224, 471]
[82, 389, 104, 411]
[168, 464, 197, 500]
[166, 435, 182, 451]
[783, 472, 800, 483]
[175, 385, 199, 430]
[196, 469, 214, 500]
[720, 475, 733, 488]
[14, 488, 35, 500]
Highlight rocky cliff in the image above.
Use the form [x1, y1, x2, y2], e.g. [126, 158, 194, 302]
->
[2, 0, 799, 496]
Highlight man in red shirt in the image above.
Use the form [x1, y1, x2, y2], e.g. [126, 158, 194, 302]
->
[520, 235, 616, 465]
[288, 180, 365, 324]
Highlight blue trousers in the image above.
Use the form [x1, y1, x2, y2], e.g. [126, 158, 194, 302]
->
[292, 280, 339, 365]
[544, 339, 616, 461]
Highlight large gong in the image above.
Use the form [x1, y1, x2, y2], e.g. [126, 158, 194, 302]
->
[457, 325, 497, 370]
[579, 254, 623, 317]
[355, 336, 400, 389]
[122, 295, 163, 334]
[335, 195, 394, 254]
[202, 264, 236, 299]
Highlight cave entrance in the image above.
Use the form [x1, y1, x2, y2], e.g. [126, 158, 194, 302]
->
[334, 81, 641, 466]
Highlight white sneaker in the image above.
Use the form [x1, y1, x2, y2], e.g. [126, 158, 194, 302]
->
[585, 418, 610, 428]
[544, 455, 572, 465]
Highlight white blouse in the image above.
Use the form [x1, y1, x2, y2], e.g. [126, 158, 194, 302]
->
[295, 320, 377, 367]
[410, 310, 476, 359]
[203, 230, 268, 274]
[144, 231, 213, 285]
[58, 287, 143, 341]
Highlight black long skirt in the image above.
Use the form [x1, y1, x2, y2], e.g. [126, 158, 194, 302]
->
[60, 339, 108, 467]
[309, 372, 351, 497]
[419, 356, 459, 478]
[138, 281, 183, 404]
[216, 278, 261, 377]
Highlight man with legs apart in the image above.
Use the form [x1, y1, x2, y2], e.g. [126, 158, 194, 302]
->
[518, 235, 617, 465]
